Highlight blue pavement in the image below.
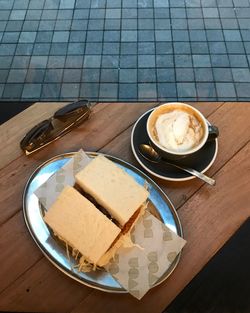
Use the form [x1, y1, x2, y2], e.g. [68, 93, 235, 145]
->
[0, 0, 250, 101]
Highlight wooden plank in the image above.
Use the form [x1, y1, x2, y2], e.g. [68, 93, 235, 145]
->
[0, 102, 228, 311]
[0, 103, 156, 225]
[0, 211, 42, 292]
[188, 101, 224, 114]
[0, 257, 93, 313]
[1, 102, 248, 313]
[69, 140, 250, 313]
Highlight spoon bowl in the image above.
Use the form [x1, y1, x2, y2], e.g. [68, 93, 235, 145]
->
[139, 144, 161, 163]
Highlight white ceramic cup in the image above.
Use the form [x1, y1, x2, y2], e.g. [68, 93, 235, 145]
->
[147, 102, 219, 160]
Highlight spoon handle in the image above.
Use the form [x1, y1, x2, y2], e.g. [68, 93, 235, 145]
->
[165, 162, 216, 186]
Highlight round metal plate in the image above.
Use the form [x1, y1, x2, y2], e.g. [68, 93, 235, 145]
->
[23, 152, 183, 293]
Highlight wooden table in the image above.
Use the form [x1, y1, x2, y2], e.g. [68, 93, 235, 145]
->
[0, 102, 249, 313]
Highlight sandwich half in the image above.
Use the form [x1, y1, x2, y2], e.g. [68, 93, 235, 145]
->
[44, 185, 121, 269]
[75, 155, 149, 229]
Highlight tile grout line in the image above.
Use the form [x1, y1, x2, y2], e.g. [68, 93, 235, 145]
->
[2, 0, 250, 101]
[153, 0, 158, 101]
[186, 0, 198, 101]
[97, 0, 106, 102]
[2, 0, 22, 100]
[231, 0, 250, 99]
[201, 0, 219, 101]
[217, 0, 236, 100]
[115, 1, 121, 100]
[59, 0, 78, 102]
[117, 0, 122, 102]
[169, 0, 176, 102]
[40, 0, 58, 102]
[19, 0, 46, 101]
[136, 0, 139, 102]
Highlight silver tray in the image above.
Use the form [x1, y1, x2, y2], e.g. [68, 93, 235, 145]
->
[23, 152, 183, 293]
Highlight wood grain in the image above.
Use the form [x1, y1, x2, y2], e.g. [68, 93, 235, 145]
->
[0, 211, 42, 292]
[0, 257, 93, 313]
[0, 102, 249, 313]
[188, 101, 224, 115]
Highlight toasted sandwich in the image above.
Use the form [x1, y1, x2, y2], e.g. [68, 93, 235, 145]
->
[75, 155, 149, 228]
[44, 185, 121, 268]
[44, 155, 149, 271]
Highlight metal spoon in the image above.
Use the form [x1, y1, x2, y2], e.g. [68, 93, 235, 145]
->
[139, 144, 216, 186]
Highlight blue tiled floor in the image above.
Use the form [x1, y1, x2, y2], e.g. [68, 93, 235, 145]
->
[0, 0, 250, 101]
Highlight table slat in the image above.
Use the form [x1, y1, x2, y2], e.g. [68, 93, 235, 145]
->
[0, 256, 93, 313]
[0, 211, 42, 292]
[0, 102, 249, 313]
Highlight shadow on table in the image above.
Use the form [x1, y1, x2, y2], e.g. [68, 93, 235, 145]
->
[0, 102, 34, 125]
[163, 218, 250, 313]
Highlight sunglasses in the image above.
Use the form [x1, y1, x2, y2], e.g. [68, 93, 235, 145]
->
[20, 100, 94, 155]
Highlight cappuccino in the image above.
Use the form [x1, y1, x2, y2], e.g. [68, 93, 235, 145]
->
[147, 103, 218, 160]
[153, 109, 204, 152]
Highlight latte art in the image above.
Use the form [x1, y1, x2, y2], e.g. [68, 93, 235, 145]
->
[154, 109, 204, 152]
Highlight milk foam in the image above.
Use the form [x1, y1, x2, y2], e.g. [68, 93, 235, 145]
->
[155, 109, 203, 152]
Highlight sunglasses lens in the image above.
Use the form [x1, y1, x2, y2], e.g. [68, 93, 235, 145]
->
[20, 119, 53, 150]
[54, 100, 90, 121]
